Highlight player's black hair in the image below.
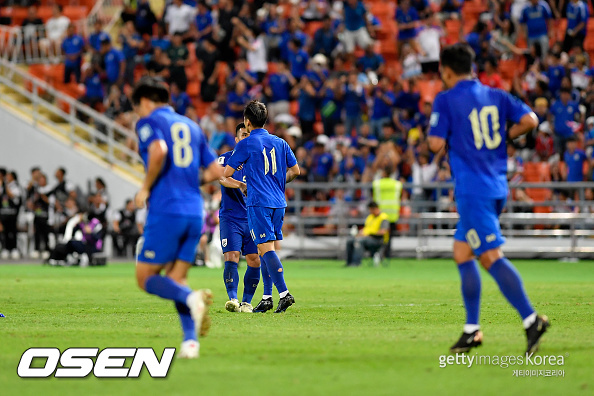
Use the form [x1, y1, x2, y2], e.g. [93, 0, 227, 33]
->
[9, 171, 18, 182]
[235, 122, 246, 136]
[243, 100, 268, 128]
[0, 168, 6, 177]
[95, 177, 106, 189]
[57, 167, 66, 176]
[132, 76, 170, 106]
[125, 199, 133, 206]
[368, 201, 379, 209]
[30, 166, 40, 174]
[440, 43, 475, 76]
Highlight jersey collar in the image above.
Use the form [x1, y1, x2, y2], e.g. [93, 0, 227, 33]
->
[250, 128, 268, 135]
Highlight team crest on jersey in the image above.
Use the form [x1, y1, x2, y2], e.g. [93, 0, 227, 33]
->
[139, 125, 152, 142]
[430, 113, 439, 127]
[218, 156, 225, 165]
[144, 250, 155, 259]
[222, 239, 227, 247]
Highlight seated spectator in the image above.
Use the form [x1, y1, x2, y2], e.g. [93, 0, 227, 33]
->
[104, 85, 134, 128]
[550, 160, 566, 183]
[401, 43, 422, 79]
[338, 147, 365, 182]
[584, 116, 594, 156]
[196, 37, 220, 102]
[288, 38, 309, 80]
[226, 80, 250, 121]
[507, 142, 525, 183]
[479, 58, 504, 89]
[357, 44, 384, 74]
[564, 136, 588, 182]
[119, 21, 142, 86]
[265, 61, 296, 121]
[395, 0, 420, 54]
[165, 32, 189, 91]
[311, 139, 335, 182]
[414, 101, 433, 134]
[151, 24, 171, 52]
[79, 63, 105, 110]
[163, 0, 196, 37]
[134, 0, 157, 36]
[520, 0, 553, 59]
[341, 0, 374, 54]
[313, 15, 339, 59]
[550, 88, 580, 154]
[170, 82, 191, 115]
[111, 199, 140, 257]
[417, 15, 443, 77]
[100, 37, 125, 89]
[564, 0, 589, 53]
[570, 54, 589, 91]
[43, 4, 70, 55]
[535, 121, 555, 160]
[62, 24, 84, 83]
[345, 201, 389, 267]
[21, 6, 43, 41]
[48, 213, 104, 266]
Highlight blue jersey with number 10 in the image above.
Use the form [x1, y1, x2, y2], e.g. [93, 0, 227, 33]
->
[428, 80, 532, 199]
[227, 128, 297, 208]
[137, 106, 217, 215]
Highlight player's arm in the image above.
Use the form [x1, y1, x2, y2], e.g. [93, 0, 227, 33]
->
[427, 96, 450, 154]
[202, 161, 224, 184]
[135, 140, 168, 208]
[286, 164, 300, 183]
[508, 112, 538, 140]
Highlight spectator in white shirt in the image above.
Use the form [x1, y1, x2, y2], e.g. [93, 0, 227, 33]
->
[41, 4, 70, 57]
[234, 19, 268, 82]
[163, 0, 196, 36]
[417, 15, 443, 76]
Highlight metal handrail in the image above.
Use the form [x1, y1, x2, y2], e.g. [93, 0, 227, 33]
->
[0, 57, 142, 180]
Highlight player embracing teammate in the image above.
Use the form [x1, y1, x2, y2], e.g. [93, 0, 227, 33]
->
[224, 100, 301, 313]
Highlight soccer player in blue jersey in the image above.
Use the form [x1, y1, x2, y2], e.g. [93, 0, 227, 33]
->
[132, 77, 223, 358]
[218, 123, 272, 313]
[224, 100, 300, 313]
[427, 44, 549, 354]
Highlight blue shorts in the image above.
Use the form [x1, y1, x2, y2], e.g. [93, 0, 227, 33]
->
[454, 195, 506, 256]
[247, 206, 285, 245]
[219, 216, 258, 256]
[139, 213, 203, 265]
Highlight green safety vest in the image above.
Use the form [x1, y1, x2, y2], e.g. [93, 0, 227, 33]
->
[372, 178, 403, 223]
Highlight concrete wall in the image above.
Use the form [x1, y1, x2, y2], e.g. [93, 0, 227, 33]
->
[0, 107, 139, 209]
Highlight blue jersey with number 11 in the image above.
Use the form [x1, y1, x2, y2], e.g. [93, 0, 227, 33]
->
[137, 106, 217, 215]
[428, 80, 531, 198]
[227, 128, 297, 208]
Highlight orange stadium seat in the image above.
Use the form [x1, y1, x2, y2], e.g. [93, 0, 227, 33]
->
[38, 6, 53, 22]
[63, 6, 88, 21]
[304, 21, 323, 37]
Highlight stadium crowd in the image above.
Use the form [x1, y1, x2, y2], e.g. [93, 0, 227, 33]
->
[3, 0, 594, 238]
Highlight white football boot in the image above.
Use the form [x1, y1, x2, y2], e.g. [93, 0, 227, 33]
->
[225, 298, 240, 312]
[186, 289, 213, 337]
[239, 302, 253, 313]
[178, 340, 200, 359]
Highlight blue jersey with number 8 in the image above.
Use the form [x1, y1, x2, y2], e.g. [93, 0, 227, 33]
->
[227, 128, 297, 208]
[137, 106, 217, 215]
[428, 80, 531, 199]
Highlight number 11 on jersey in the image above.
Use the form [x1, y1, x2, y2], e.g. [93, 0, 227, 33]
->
[263, 148, 277, 175]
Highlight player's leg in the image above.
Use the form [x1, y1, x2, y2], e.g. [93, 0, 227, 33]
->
[220, 218, 243, 312]
[223, 250, 241, 312]
[254, 254, 274, 313]
[239, 231, 260, 312]
[449, 236, 483, 354]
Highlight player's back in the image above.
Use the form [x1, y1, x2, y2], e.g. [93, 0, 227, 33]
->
[431, 80, 530, 198]
[218, 151, 247, 219]
[239, 128, 296, 208]
[137, 106, 212, 215]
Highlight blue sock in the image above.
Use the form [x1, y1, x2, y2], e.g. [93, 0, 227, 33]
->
[488, 257, 535, 319]
[223, 261, 239, 300]
[175, 301, 196, 341]
[262, 251, 288, 294]
[260, 255, 273, 296]
[242, 266, 260, 303]
[145, 275, 191, 304]
[457, 260, 481, 325]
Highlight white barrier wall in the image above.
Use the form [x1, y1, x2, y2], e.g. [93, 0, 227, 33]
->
[0, 107, 139, 209]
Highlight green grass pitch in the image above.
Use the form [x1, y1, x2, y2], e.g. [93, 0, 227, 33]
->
[0, 259, 592, 396]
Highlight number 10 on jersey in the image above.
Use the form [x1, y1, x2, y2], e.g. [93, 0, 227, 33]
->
[468, 106, 502, 150]
[263, 148, 277, 175]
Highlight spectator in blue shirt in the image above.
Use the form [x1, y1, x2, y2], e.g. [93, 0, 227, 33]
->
[370, 76, 395, 138]
[313, 16, 339, 58]
[339, 147, 366, 182]
[118, 21, 142, 86]
[225, 80, 250, 120]
[550, 88, 581, 154]
[319, 76, 343, 136]
[341, 0, 373, 54]
[564, 136, 588, 181]
[100, 37, 125, 88]
[520, 0, 553, 58]
[343, 71, 366, 136]
[584, 116, 594, 154]
[311, 141, 335, 182]
[292, 76, 318, 142]
[170, 82, 191, 115]
[395, 0, 420, 51]
[79, 64, 104, 109]
[88, 20, 110, 54]
[264, 61, 296, 121]
[411, 0, 431, 19]
[134, 0, 157, 36]
[288, 38, 309, 80]
[546, 52, 565, 96]
[151, 24, 171, 51]
[279, 18, 308, 61]
[357, 45, 385, 74]
[564, 0, 589, 52]
[62, 25, 84, 83]
[195, 1, 213, 42]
